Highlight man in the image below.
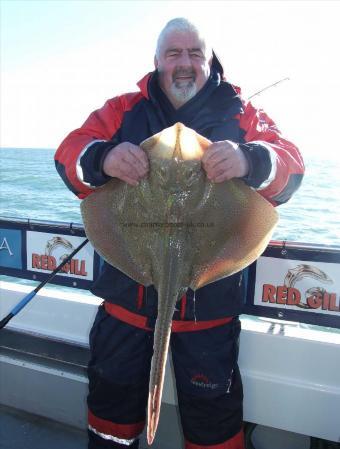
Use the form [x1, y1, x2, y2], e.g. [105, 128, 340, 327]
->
[55, 17, 304, 449]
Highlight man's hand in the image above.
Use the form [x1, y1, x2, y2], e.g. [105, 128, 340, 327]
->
[202, 140, 249, 183]
[102, 142, 149, 186]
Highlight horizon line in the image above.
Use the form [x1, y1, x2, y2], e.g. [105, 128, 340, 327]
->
[0, 146, 56, 150]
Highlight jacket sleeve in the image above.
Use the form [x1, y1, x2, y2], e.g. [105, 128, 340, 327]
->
[238, 100, 305, 206]
[54, 93, 141, 199]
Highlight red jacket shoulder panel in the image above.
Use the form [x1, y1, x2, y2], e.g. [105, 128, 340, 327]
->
[239, 99, 304, 204]
[118, 91, 145, 113]
[55, 93, 144, 199]
[240, 100, 281, 143]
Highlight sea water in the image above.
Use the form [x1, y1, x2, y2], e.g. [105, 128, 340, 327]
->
[1, 147, 339, 246]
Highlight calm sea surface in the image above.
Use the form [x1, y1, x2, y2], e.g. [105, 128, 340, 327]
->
[1, 148, 339, 246]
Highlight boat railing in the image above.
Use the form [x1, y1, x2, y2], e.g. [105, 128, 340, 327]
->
[1, 216, 339, 329]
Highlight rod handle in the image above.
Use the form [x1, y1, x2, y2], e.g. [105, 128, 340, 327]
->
[11, 291, 37, 315]
[0, 313, 14, 330]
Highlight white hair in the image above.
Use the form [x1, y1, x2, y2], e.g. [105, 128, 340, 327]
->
[155, 17, 212, 59]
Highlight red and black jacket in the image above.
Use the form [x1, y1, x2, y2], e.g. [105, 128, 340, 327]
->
[55, 57, 304, 328]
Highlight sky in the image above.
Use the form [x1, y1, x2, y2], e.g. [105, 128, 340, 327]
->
[1, 0, 340, 160]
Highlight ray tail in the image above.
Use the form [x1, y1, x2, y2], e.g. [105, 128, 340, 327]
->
[147, 237, 186, 445]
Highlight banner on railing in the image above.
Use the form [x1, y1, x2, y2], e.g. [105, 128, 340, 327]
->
[243, 243, 340, 328]
[0, 219, 99, 289]
[1, 218, 339, 328]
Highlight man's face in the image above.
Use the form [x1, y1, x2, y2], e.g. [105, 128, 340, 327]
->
[155, 30, 212, 109]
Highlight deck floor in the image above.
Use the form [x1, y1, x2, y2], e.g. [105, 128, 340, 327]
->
[0, 404, 87, 449]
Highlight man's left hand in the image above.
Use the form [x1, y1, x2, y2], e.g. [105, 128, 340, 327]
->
[202, 140, 249, 182]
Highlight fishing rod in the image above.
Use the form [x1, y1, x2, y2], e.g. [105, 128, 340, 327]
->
[248, 77, 290, 99]
[0, 238, 89, 330]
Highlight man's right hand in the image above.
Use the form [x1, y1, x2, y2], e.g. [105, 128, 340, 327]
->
[102, 142, 149, 186]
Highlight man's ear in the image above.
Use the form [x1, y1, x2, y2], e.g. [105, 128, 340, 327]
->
[154, 55, 158, 69]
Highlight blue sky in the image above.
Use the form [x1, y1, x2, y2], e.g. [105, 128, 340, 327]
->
[1, 0, 340, 160]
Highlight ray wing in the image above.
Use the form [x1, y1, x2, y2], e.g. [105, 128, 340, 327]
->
[187, 179, 278, 290]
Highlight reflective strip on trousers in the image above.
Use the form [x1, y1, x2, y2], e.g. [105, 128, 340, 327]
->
[88, 424, 137, 446]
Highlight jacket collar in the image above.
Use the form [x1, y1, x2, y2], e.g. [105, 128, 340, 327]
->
[137, 72, 152, 99]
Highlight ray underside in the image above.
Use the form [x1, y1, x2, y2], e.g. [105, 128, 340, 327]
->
[81, 123, 278, 444]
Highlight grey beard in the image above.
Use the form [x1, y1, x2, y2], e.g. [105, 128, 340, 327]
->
[170, 81, 197, 106]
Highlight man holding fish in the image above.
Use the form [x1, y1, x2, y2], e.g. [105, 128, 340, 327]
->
[55, 17, 304, 449]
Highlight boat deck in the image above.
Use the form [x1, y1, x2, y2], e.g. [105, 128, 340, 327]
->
[1, 282, 340, 449]
[0, 404, 177, 449]
[0, 404, 87, 449]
